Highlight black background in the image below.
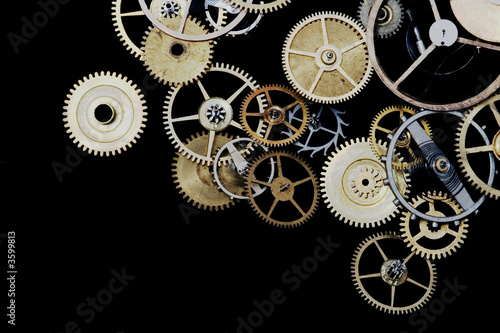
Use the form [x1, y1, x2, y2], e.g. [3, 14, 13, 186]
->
[3, 0, 499, 332]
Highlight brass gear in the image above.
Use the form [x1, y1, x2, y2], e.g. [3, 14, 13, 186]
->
[456, 93, 500, 199]
[141, 16, 215, 86]
[450, 0, 500, 43]
[282, 11, 373, 104]
[369, 105, 433, 170]
[63, 71, 147, 157]
[351, 232, 437, 315]
[400, 191, 468, 260]
[173, 132, 235, 211]
[357, 0, 405, 39]
[239, 84, 309, 147]
[320, 137, 410, 227]
[244, 150, 319, 228]
[228, 0, 291, 14]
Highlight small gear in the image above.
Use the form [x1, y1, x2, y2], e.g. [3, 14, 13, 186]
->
[244, 150, 319, 228]
[239, 84, 310, 147]
[141, 16, 215, 86]
[228, 0, 291, 13]
[400, 191, 468, 260]
[456, 93, 500, 199]
[352, 232, 437, 315]
[282, 11, 373, 104]
[320, 137, 410, 227]
[357, 0, 405, 39]
[369, 105, 433, 170]
[63, 71, 147, 157]
[173, 132, 235, 211]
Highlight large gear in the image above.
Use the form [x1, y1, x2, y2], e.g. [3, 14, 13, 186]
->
[320, 137, 410, 228]
[239, 84, 309, 147]
[357, 0, 405, 39]
[244, 150, 319, 228]
[450, 0, 500, 43]
[400, 191, 469, 260]
[282, 11, 373, 104]
[228, 0, 291, 13]
[352, 232, 437, 315]
[63, 71, 147, 156]
[164, 62, 264, 165]
[141, 16, 215, 86]
[456, 93, 500, 199]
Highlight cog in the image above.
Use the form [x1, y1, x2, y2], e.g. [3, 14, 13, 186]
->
[320, 137, 410, 227]
[244, 150, 319, 228]
[282, 11, 373, 104]
[141, 16, 215, 86]
[63, 71, 147, 157]
[456, 93, 500, 199]
[240, 84, 310, 147]
[172, 132, 235, 211]
[352, 232, 437, 315]
[228, 0, 291, 13]
[357, 0, 405, 39]
[205, 0, 263, 37]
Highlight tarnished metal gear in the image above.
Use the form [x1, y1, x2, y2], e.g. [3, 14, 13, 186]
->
[63, 71, 147, 157]
[282, 11, 373, 104]
[352, 232, 437, 315]
[228, 0, 291, 14]
[320, 137, 410, 227]
[456, 93, 500, 199]
[400, 191, 468, 260]
[450, 0, 500, 43]
[244, 150, 319, 228]
[369, 105, 433, 170]
[357, 0, 405, 39]
[172, 132, 235, 211]
[239, 84, 310, 147]
[141, 16, 215, 86]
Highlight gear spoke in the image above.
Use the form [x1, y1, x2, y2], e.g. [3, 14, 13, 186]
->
[321, 16, 329, 46]
[120, 10, 145, 17]
[250, 177, 273, 188]
[359, 272, 382, 279]
[403, 250, 416, 264]
[171, 114, 199, 123]
[340, 39, 365, 54]
[336, 66, 357, 88]
[267, 197, 279, 217]
[407, 277, 430, 291]
[197, 80, 211, 100]
[456, 37, 500, 52]
[374, 240, 388, 261]
[293, 176, 313, 187]
[227, 82, 250, 105]
[309, 68, 325, 93]
[390, 286, 396, 308]
[490, 102, 500, 127]
[428, 0, 441, 21]
[393, 43, 437, 89]
[283, 121, 300, 134]
[206, 130, 216, 158]
[290, 197, 306, 216]
[465, 144, 494, 155]
[287, 49, 317, 58]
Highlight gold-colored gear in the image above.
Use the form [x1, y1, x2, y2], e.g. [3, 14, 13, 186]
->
[63, 71, 147, 157]
[320, 137, 410, 227]
[369, 105, 433, 170]
[450, 0, 500, 43]
[173, 132, 234, 211]
[141, 16, 215, 86]
[244, 150, 319, 228]
[456, 93, 500, 199]
[351, 232, 437, 315]
[400, 191, 468, 260]
[239, 84, 309, 147]
[228, 0, 291, 14]
[282, 11, 373, 104]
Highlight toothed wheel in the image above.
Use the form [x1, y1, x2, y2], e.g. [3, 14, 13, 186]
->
[228, 0, 291, 14]
[141, 16, 215, 86]
[244, 150, 319, 228]
[63, 71, 147, 157]
[357, 0, 405, 39]
[282, 11, 373, 104]
[239, 84, 310, 147]
[320, 138, 410, 228]
[352, 232, 437, 315]
[400, 191, 468, 260]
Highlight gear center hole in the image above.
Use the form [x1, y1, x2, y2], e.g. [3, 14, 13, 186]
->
[170, 42, 186, 57]
[94, 104, 115, 124]
[362, 178, 370, 186]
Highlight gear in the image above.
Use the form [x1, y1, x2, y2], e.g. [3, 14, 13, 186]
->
[352, 232, 437, 315]
[400, 191, 468, 260]
[164, 62, 264, 165]
[450, 0, 500, 43]
[205, 0, 263, 37]
[320, 138, 410, 228]
[173, 132, 235, 211]
[282, 11, 373, 104]
[244, 150, 319, 228]
[63, 71, 147, 157]
[228, 0, 291, 13]
[240, 84, 310, 147]
[456, 93, 500, 199]
[357, 0, 405, 39]
[141, 16, 215, 86]
[369, 105, 433, 170]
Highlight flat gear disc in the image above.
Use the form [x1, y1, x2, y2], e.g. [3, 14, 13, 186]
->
[400, 191, 468, 260]
[320, 137, 410, 227]
[282, 11, 373, 104]
[228, 0, 291, 14]
[141, 16, 215, 86]
[357, 0, 405, 39]
[450, 0, 500, 43]
[63, 71, 147, 157]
